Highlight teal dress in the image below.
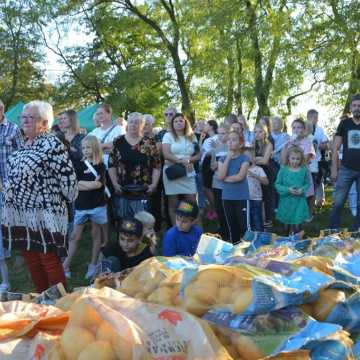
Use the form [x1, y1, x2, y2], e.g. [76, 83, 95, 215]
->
[275, 166, 310, 225]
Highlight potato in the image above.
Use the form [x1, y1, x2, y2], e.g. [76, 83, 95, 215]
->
[218, 286, 234, 305]
[69, 298, 102, 329]
[184, 297, 211, 316]
[185, 280, 219, 304]
[232, 288, 253, 314]
[48, 341, 65, 360]
[60, 326, 95, 360]
[78, 340, 116, 360]
[312, 289, 345, 321]
[55, 292, 82, 311]
[97, 321, 133, 360]
[231, 334, 263, 360]
[196, 269, 235, 287]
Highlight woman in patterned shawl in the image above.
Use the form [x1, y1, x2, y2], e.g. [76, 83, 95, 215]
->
[1, 101, 78, 292]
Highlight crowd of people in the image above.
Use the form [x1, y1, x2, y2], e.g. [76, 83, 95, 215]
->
[0, 94, 359, 293]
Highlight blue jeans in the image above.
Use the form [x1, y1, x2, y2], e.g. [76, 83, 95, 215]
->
[329, 165, 360, 230]
[112, 196, 149, 220]
[250, 200, 264, 232]
[196, 173, 206, 209]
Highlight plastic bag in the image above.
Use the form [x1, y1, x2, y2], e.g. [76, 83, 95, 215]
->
[180, 263, 334, 317]
[51, 287, 232, 360]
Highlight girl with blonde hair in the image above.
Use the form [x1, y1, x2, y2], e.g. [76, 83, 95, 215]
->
[63, 135, 107, 280]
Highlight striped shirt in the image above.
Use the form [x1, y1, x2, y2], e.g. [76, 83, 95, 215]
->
[0, 117, 24, 184]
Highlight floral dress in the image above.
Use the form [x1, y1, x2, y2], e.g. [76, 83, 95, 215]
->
[275, 165, 310, 225]
[109, 135, 161, 196]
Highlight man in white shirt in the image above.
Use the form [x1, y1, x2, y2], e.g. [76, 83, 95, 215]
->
[307, 109, 329, 207]
[90, 104, 125, 168]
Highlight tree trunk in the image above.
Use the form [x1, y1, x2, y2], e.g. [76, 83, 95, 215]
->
[344, 50, 360, 113]
[225, 47, 235, 114]
[234, 37, 243, 115]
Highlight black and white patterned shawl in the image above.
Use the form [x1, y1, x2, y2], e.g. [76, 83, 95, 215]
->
[1, 133, 78, 256]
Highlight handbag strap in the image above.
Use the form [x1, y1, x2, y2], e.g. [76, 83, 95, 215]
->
[84, 160, 111, 197]
[100, 124, 116, 144]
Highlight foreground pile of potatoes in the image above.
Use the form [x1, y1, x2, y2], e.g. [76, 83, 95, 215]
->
[51, 298, 135, 360]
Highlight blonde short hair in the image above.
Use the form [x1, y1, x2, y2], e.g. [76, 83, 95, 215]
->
[24, 101, 54, 128]
[134, 211, 155, 228]
[128, 112, 145, 126]
[81, 135, 103, 165]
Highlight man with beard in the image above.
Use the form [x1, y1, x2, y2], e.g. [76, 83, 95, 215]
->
[330, 94, 360, 230]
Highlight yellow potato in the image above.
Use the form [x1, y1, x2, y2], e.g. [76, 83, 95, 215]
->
[184, 297, 211, 316]
[78, 340, 116, 360]
[185, 280, 219, 304]
[218, 286, 234, 305]
[97, 321, 133, 360]
[231, 334, 263, 360]
[69, 298, 103, 329]
[312, 289, 345, 321]
[55, 292, 82, 311]
[232, 288, 253, 314]
[196, 269, 235, 287]
[48, 341, 65, 360]
[60, 326, 95, 360]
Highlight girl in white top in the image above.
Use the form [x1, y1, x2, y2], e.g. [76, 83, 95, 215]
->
[162, 113, 200, 224]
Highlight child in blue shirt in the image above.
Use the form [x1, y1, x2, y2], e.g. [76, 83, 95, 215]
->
[162, 200, 202, 257]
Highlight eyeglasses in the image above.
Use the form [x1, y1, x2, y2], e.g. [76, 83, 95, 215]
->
[21, 115, 38, 121]
[165, 112, 174, 117]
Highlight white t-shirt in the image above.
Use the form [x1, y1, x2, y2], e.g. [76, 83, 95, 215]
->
[308, 134, 319, 173]
[201, 135, 218, 163]
[247, 165, 267, 201]
[90, 124, 125, 167]
[162, 132, 197, 163]
[313, 125, 329, 161]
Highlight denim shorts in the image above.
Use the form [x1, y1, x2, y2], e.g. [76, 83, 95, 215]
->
[74, 206, 108, 225]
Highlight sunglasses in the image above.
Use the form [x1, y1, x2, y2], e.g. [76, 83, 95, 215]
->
[165, 112, 174, 117]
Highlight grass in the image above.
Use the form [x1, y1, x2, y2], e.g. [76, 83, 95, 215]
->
[8, 188, 356, 294]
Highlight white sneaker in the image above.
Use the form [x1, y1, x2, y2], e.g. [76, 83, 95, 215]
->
[0, 283, 9, 292]
[85, 264, 98, 280]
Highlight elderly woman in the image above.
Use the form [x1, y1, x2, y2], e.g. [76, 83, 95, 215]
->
[108, 112, 161, 219]
[1, 101, 77, 292]
[58, 109, 85, 163]
[162, 113, 200, 224]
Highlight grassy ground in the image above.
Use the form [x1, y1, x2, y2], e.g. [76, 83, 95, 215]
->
[8, 188, 355, 293]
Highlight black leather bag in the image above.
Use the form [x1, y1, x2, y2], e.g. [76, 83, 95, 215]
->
[165, 163, 187, 180]
[121, 184, 148, 197]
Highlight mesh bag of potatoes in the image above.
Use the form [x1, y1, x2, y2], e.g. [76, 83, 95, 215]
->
[181, 263, 334, 317]
[48, 287, 233, 360]
[0, 301, 69, 359]
[119, 256, 196, 301]
[204, 306, 354, 360]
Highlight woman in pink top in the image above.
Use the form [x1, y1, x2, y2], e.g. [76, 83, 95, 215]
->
[281, 118, 315, 197]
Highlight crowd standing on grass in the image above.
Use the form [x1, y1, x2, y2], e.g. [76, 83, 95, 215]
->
[0, 94, 360, 293]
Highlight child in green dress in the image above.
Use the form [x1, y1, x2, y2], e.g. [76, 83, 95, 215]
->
[275, 146, 310, 235]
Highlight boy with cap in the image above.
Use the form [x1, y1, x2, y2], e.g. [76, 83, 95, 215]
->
[162, 200, 202, 257]
[100, 217, 153, 272]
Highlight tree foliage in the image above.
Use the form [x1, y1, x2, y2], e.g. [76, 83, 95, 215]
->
[0, 0, 359, 122]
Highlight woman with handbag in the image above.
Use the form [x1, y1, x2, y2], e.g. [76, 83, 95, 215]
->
[162, 113, 201, 224]
[108, 112, 161, 219]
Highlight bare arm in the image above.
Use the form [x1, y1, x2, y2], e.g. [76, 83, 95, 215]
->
[225, 162, 250, 183]
[78, 180, 102, 191]
[108, 167, 121, 193]
[255, 143, 273, 165]
[162, 143, 183, 164]
[217, 154, 231, 180]
[331, 135, 342, 182]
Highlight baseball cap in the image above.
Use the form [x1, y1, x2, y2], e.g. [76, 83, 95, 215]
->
[176, 200, 199, 219]
[118, 218, 143, 238]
